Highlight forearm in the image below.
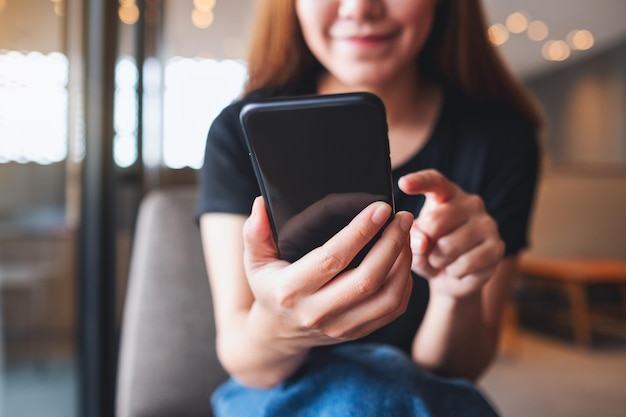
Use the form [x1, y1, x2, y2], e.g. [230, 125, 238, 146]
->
[216, 303, 309, 388]
[411, 291, 499, 381]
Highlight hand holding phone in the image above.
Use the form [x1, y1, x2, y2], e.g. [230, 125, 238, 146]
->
[240, 92, 395, 267]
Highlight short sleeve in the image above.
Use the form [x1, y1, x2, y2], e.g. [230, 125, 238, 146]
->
[196, 101, 261, 220]
[482, 117, 540, 256]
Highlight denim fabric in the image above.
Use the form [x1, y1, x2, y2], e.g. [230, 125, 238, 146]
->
[211, 343, 499, 417]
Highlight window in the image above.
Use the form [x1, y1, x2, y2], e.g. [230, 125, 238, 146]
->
[162, 57, 247, 169]
[0, 51, 68, 165]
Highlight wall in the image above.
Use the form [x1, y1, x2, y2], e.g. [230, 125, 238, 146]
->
[0, 0, 63, 52]
[528, 173, 626, 259]
[162, 0, 253, 59]
[524, 39, 626, 260]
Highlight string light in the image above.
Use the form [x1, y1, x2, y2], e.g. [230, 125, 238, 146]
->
[119, 0, 139, 25]
[489, 11, 595, 63]
[506, 11, 530, 34]
[50, 0, 65, 17]
[192, 0, 216, 29]
[568, 30, 595, 50]
[488, 23, 510, 46]
[527, 20, 549, 42]
[542, 40, 571, 61]
[194, 0, 216, 12]
[192, 9, 214, 28]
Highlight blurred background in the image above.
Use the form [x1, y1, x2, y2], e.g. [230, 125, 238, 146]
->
[0, 0, 625, 416]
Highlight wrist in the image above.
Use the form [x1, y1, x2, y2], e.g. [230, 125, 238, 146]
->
[428, 288, 482, 313]
[216, 302, 309, 388]
[246, 301, 310, 356]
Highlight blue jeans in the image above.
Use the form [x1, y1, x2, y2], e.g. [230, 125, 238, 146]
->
[211, 343, 499, 417]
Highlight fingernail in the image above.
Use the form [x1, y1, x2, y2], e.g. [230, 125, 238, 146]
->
[371, 202, 391, 225]
[399, 212, 413, 232]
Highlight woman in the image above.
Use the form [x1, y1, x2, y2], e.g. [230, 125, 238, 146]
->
[198, 0, 541, 415]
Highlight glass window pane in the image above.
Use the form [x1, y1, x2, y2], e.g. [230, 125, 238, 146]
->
[158, 0, 252, 169]
[0, 0, 77, 416]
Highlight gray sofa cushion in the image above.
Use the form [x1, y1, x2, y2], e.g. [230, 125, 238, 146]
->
[117, 188, 228, 417]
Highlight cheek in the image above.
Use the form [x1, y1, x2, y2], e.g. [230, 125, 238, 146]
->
[400, 1, 437, 47]
[296, 5, 335, 64]
[295, 0, 334, 33]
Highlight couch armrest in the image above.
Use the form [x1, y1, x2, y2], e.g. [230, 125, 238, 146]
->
[117, 188, 228, 417]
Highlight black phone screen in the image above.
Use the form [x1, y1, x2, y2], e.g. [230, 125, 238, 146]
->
[240, 92, 394, 266]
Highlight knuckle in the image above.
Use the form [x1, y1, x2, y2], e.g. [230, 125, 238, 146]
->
[493, 239, 506, 259]
[481, 215, 499, 233]
[354, 272, 380, 297]
[324, 327, 350, 341]
[428, 254, 445, 270]
[381, 294, 403, 318]
[391, 230, 408, 254]
[317, 248, 348, 275]
[273, 285, 296, 309]
[451, 255, 472, 277]
[426, 208, 444, 225]
[468, 194, 485, 212]
[299, 311, 324, 331]
[437, 236, 459, 256]
[383, 280, 412, 318]
[352, 226, 374, 245]
[423, 168, 442, 182]
[418, 213, 439, 235]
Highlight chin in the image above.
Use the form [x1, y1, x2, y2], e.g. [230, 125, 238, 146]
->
[333, 67, 397, 91]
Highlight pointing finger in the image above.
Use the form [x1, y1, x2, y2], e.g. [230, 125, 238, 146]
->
[398, 169, 457, 203]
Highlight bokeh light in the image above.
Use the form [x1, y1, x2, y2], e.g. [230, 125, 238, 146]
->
[119, 3, 139, 25]
[542, 40, 571, 61]
[506, 11, 530, 34]
[192, 9, 214, 28]
[568, 29, 595, 50]
[527, 20, 549, 41]
[194, 0, 216, 12]
[488, 23, 510, 46]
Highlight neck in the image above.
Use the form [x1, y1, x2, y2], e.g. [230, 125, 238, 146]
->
[316, 66, 438, 130]
[317, 66, 443, 168]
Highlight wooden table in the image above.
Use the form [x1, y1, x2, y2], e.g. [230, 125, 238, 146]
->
[518, 254, 626, 347]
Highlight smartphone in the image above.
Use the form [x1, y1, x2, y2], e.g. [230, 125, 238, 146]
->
[240, 92, 395, 268]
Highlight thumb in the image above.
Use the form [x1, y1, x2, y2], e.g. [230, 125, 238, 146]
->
[243, 197, 280, 267]
[409, 227, 438, 278]
[409, 226, 430, 256]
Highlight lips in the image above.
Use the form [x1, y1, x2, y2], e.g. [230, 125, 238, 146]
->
[337, 30, 399, 47]
[332, 24, 400, 42]
[348, 33, 394, 41]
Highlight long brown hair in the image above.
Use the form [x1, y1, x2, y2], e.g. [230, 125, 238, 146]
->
[245, 0, 542, 129]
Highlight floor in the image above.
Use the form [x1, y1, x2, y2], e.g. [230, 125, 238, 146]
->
[1, 360, 77, 417]
[1, 331, 625, 417]
[481, 330, 626, 417]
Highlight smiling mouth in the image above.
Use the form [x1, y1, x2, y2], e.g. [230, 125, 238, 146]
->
[341, 32, 398, 46]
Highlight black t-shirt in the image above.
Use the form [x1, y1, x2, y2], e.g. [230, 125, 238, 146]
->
[197, 81, 540, 355]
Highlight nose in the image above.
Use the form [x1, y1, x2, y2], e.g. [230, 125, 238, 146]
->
[338, 0, 385, 20]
